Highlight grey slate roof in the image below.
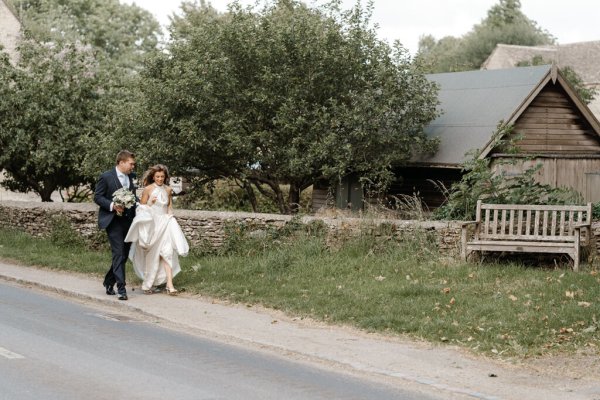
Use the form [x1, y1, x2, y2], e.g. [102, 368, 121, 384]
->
[419, 65, 551, 166]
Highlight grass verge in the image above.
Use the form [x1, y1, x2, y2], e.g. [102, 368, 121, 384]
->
[1, 225, 599, 360]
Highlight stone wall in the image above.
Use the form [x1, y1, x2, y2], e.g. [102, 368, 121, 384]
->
[0, 201, 463, 254]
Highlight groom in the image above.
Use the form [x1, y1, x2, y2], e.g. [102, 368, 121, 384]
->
[94, 150, 137, 300]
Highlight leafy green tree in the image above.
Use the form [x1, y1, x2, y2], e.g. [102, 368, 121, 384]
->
[127, 0, 439, 213]
[417, 0, 555, 72]
[516, 56, 598, 104]
[0, 0, 162, 199]
[11, 0, 161, 72]
[0, 41, 110, 201]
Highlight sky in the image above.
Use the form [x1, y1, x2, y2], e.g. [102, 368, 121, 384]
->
[124, 0, 600, 55]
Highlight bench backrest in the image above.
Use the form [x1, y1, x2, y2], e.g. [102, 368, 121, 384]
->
[475, 201, 592, 242]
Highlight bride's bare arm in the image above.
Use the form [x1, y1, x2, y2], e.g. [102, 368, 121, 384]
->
[140, 186, 151, 205]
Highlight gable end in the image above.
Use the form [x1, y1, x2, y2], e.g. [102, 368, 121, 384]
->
[492, 82, 600, 155]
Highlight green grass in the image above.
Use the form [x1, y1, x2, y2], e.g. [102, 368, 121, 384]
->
[1, 225, 599, 359]
[0, 227, 141, 284]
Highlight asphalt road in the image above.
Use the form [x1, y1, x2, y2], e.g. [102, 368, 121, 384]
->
[0, 282, 442, 400]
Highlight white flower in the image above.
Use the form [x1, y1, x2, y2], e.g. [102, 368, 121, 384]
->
[112, 188, 136, 215]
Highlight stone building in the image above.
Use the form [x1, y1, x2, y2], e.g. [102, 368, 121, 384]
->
[0, 0, 21, 64]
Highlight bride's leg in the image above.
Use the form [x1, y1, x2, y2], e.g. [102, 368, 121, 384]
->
[160, 256, 176, 293]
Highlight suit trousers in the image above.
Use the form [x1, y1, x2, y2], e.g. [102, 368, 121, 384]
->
[103, 216, 132, 295]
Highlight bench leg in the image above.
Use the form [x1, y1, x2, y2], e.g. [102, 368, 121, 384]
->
[461, 228, 468, 261]
[574, 232, 580, 272]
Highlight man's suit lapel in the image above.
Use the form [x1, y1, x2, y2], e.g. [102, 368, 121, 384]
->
[111, 168, 123, 190]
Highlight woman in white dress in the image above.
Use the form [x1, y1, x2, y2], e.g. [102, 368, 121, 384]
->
[125, 164, 189, 295]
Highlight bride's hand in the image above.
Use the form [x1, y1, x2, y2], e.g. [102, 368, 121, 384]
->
[150, 195, 158, 204]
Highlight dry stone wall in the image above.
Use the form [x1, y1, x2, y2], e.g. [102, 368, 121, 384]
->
[0, 201, 463, 254]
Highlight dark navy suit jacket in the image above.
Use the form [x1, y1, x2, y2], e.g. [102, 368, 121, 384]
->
[94, 168, 136, 230]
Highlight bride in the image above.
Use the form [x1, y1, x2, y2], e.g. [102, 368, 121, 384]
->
[125, 164, 189, 295]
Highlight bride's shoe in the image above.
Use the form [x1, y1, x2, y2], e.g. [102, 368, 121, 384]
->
[166, 287, 178, 296]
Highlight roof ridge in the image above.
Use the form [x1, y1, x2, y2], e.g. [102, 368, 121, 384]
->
[496, 43, 557, 51]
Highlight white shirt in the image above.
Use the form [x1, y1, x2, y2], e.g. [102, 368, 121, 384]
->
[116, 167, 129, 188]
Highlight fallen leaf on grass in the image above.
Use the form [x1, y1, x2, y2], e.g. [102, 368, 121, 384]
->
[442, 287, 451, 294]
[578, 301, 591, 307]
[565, 291, 575, 298]
[508, 295, 518, 301]
[375, 275, 386, 281]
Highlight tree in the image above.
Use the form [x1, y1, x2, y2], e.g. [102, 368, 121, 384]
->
[11, 0, 161, 72]
[127, 0, 439, 213]
[0, 41, 110, 201]
[0, 0, 162, 200]
[417, 0, 555, 72]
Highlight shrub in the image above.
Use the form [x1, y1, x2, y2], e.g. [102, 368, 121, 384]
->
[49, 215, 86, 249]
[435, 124, 582, 220]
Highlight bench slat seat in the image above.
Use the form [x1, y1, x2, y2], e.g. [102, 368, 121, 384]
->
[461, 200, 592, 271]
[474, 235, 576, 242]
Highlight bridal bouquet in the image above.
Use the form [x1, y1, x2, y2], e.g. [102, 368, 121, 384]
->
[113, 188, 136, 216]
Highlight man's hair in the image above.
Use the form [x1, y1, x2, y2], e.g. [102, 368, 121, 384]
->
[115, 150, 135, 165]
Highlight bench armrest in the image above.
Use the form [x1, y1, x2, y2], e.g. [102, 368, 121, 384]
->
[461, 221, 479, 228]
[572, 222, 591, 229]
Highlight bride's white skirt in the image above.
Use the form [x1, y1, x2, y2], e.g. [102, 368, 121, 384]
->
[125, 205, 189, 290]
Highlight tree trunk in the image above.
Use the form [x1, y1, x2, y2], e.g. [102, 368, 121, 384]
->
[242, 180, 258, 213]
[272, 184, 287, 214]
[287, 183, 301, 214]
[249, 178, 287, 214]
[36, 180, 57, 202]
[38, 187, 55, 202]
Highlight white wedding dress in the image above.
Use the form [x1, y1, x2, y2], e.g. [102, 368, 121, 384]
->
[125, 185, 189, 290]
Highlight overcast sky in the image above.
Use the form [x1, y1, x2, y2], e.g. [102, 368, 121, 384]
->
[124, 0, 600, 55]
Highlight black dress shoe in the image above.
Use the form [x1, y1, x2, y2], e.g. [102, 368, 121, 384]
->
[105, 285, 116, 295]
[118, 293, 128, 301]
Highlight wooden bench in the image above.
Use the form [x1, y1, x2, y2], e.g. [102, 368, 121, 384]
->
[461, 200, 592, 270]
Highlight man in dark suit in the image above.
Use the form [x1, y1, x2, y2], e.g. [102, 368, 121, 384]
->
[94, 150, 137, 300]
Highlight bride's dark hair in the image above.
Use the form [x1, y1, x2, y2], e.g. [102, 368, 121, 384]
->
[142, 164, 170, 187]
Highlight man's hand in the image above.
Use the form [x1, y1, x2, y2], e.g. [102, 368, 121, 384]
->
[114, 205, 125, 214]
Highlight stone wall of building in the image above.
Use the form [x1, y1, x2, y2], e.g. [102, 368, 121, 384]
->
[0, 201, 463, 254]
[0, 0, 21, 65]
